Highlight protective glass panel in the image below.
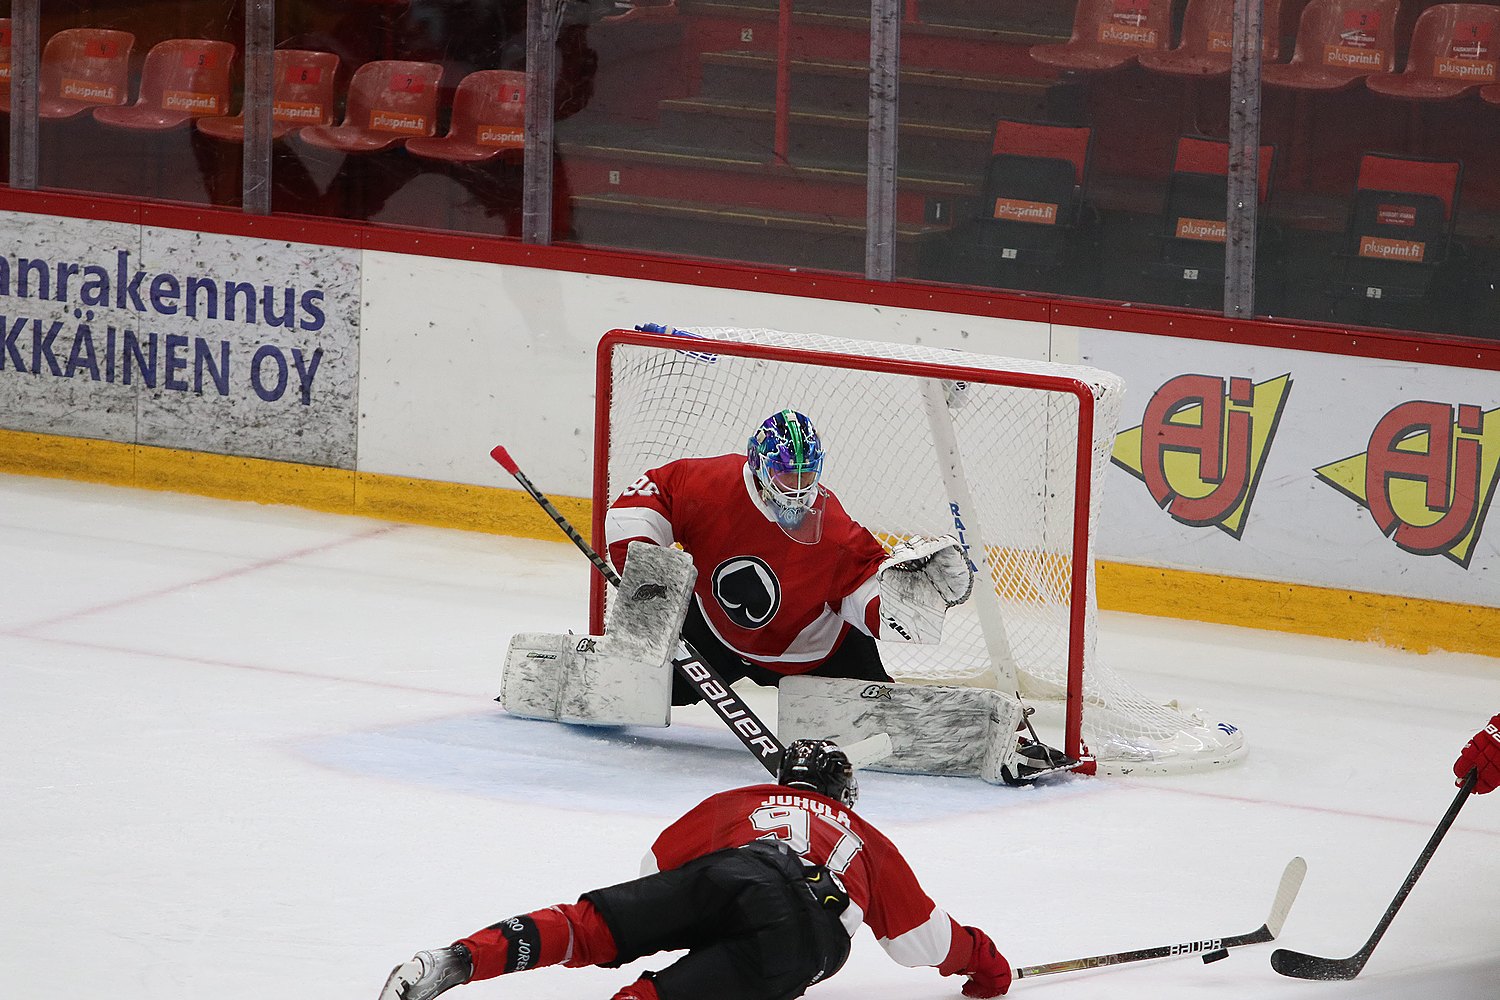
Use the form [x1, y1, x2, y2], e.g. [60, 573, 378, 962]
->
[555, 0, 877, 264]
[898, 0, 1280, 313]
[1255, 1, 1500, 341]
[34, 1, 243, 206]
[270, 1, 524, 232]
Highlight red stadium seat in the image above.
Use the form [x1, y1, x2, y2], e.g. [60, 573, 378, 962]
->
[93, 38, 236, 130]
[405, 69, 525, 162]
[1365, 4, 1500, 100]
[294, 60, 442, 153]
[0, 19, 12, 102]
[934, 118, 1099, 290]
[1152, 135, 1277, 305]
[1262, 0, 1399, 91]
[1329, 152, 1462, 309]
[33, 28, 136, 119]
[196, 49, 340, 142]
[1139, 0, 1289, 77]
[1030, 0, 1174, 73]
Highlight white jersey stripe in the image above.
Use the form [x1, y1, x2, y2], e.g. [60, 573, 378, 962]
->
[877, 905, 953, 968]
[604, 506, 675, 550]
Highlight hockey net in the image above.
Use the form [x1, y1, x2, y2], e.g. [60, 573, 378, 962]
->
[592, 326, 1245, 775]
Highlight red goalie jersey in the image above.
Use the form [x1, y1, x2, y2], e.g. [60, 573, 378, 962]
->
[604, 454, 892, 671]
[643, 784, 966, 970]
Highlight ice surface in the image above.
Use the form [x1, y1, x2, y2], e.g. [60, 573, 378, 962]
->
[4, 473, 1499, 999]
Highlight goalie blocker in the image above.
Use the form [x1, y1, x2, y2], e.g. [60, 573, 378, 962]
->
[778, 675, 1028, 784]
[501, 542, 695, 727]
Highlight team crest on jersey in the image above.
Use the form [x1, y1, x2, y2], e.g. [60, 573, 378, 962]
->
[711, 555, 781, 628]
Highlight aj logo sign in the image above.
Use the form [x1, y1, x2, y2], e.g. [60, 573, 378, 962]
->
[1315, 401, 1499, 566]
[1113, 373, 1292, 538]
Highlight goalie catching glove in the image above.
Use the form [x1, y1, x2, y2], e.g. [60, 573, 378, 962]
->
[877, 534, 974, 644]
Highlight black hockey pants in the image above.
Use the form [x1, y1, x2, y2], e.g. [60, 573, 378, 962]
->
[672, 601, 891, 706]
[581, 840, 852, 1000]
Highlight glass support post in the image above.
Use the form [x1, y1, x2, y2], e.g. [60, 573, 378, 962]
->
[8, 0, 39, 190]
[1225, 0, 1264, 317]
[242, 0, 275, 214]
[865, 0, 900, 281]
[523, 0, 561, 244]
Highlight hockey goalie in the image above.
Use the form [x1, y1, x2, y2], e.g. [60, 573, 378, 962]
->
[501, 408, 1046, 784]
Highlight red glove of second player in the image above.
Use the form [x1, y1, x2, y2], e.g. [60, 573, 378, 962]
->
[958, 926, 1012, 998]
[1454, 713, 1500, 794]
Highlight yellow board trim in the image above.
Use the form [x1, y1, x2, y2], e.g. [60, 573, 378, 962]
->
[0, 428, 1493, 658]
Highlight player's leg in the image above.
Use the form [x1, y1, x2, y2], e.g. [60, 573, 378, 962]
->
[734, 624, 895, 693]
[379, 900, 618, 1000]
[806, 628, 893, 683]
[587, 844, 847, 1000]
[674, 602, 754, 704]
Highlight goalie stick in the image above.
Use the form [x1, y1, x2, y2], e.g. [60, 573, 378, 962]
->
[491, 445, 785, 776]
[1270, 769, 1477, 981]
[1013, 856, 1307, 980]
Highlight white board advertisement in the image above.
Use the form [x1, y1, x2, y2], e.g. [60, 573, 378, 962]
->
[0, 213, 361, 467]
[1083, 328, 1499, 608]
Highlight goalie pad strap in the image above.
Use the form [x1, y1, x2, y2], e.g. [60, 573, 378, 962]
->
[777, 676, 1024, 784]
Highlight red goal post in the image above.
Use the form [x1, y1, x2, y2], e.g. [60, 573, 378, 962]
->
[590, 325, 1245, 775]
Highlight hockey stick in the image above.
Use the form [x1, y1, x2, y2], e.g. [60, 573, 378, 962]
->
[1014, 856, 1307, 980]
[491, 445, 785, 776]
[1270, 769, 1477, 981]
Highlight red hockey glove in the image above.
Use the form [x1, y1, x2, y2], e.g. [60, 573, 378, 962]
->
[958, 926, 1012, 998]
[1454, 713, 1500, 794]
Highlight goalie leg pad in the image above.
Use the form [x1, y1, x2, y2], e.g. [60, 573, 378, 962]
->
[777, 676, 1024, 784]
[502, 632, 671, 727]
[500, 543, 694, 729]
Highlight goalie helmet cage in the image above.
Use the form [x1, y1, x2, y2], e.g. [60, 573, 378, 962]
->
[590, 326, 1245, 775]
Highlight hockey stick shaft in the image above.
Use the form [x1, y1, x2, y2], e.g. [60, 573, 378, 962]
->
[1270, 769, 1477, 981]
[491, 446, 622, 587]
[1015, 856, 1307, 980]
[491, 445, 785, 775]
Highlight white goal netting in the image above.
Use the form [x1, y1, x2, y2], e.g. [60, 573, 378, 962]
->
[596, 325, 1244, 774]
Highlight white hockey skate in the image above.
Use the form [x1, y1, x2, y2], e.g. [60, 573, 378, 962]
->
[378, 944, 473, 1000]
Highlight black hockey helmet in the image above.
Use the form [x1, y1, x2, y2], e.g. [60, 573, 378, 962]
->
[777, 739, 858, 807]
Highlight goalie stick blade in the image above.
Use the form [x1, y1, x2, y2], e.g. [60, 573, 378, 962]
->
[1269, 948, 1365, 981]
[1012, 856, 1306, 980]
[842, 732, 893, 770]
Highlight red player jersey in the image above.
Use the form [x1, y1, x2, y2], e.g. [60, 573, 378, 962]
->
[643, 784, 960, 969]
[604, 454, 892, 671]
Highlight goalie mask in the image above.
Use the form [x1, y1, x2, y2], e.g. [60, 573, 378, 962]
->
[747, 409, 826, 544]
[778, 738, 858, 807]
